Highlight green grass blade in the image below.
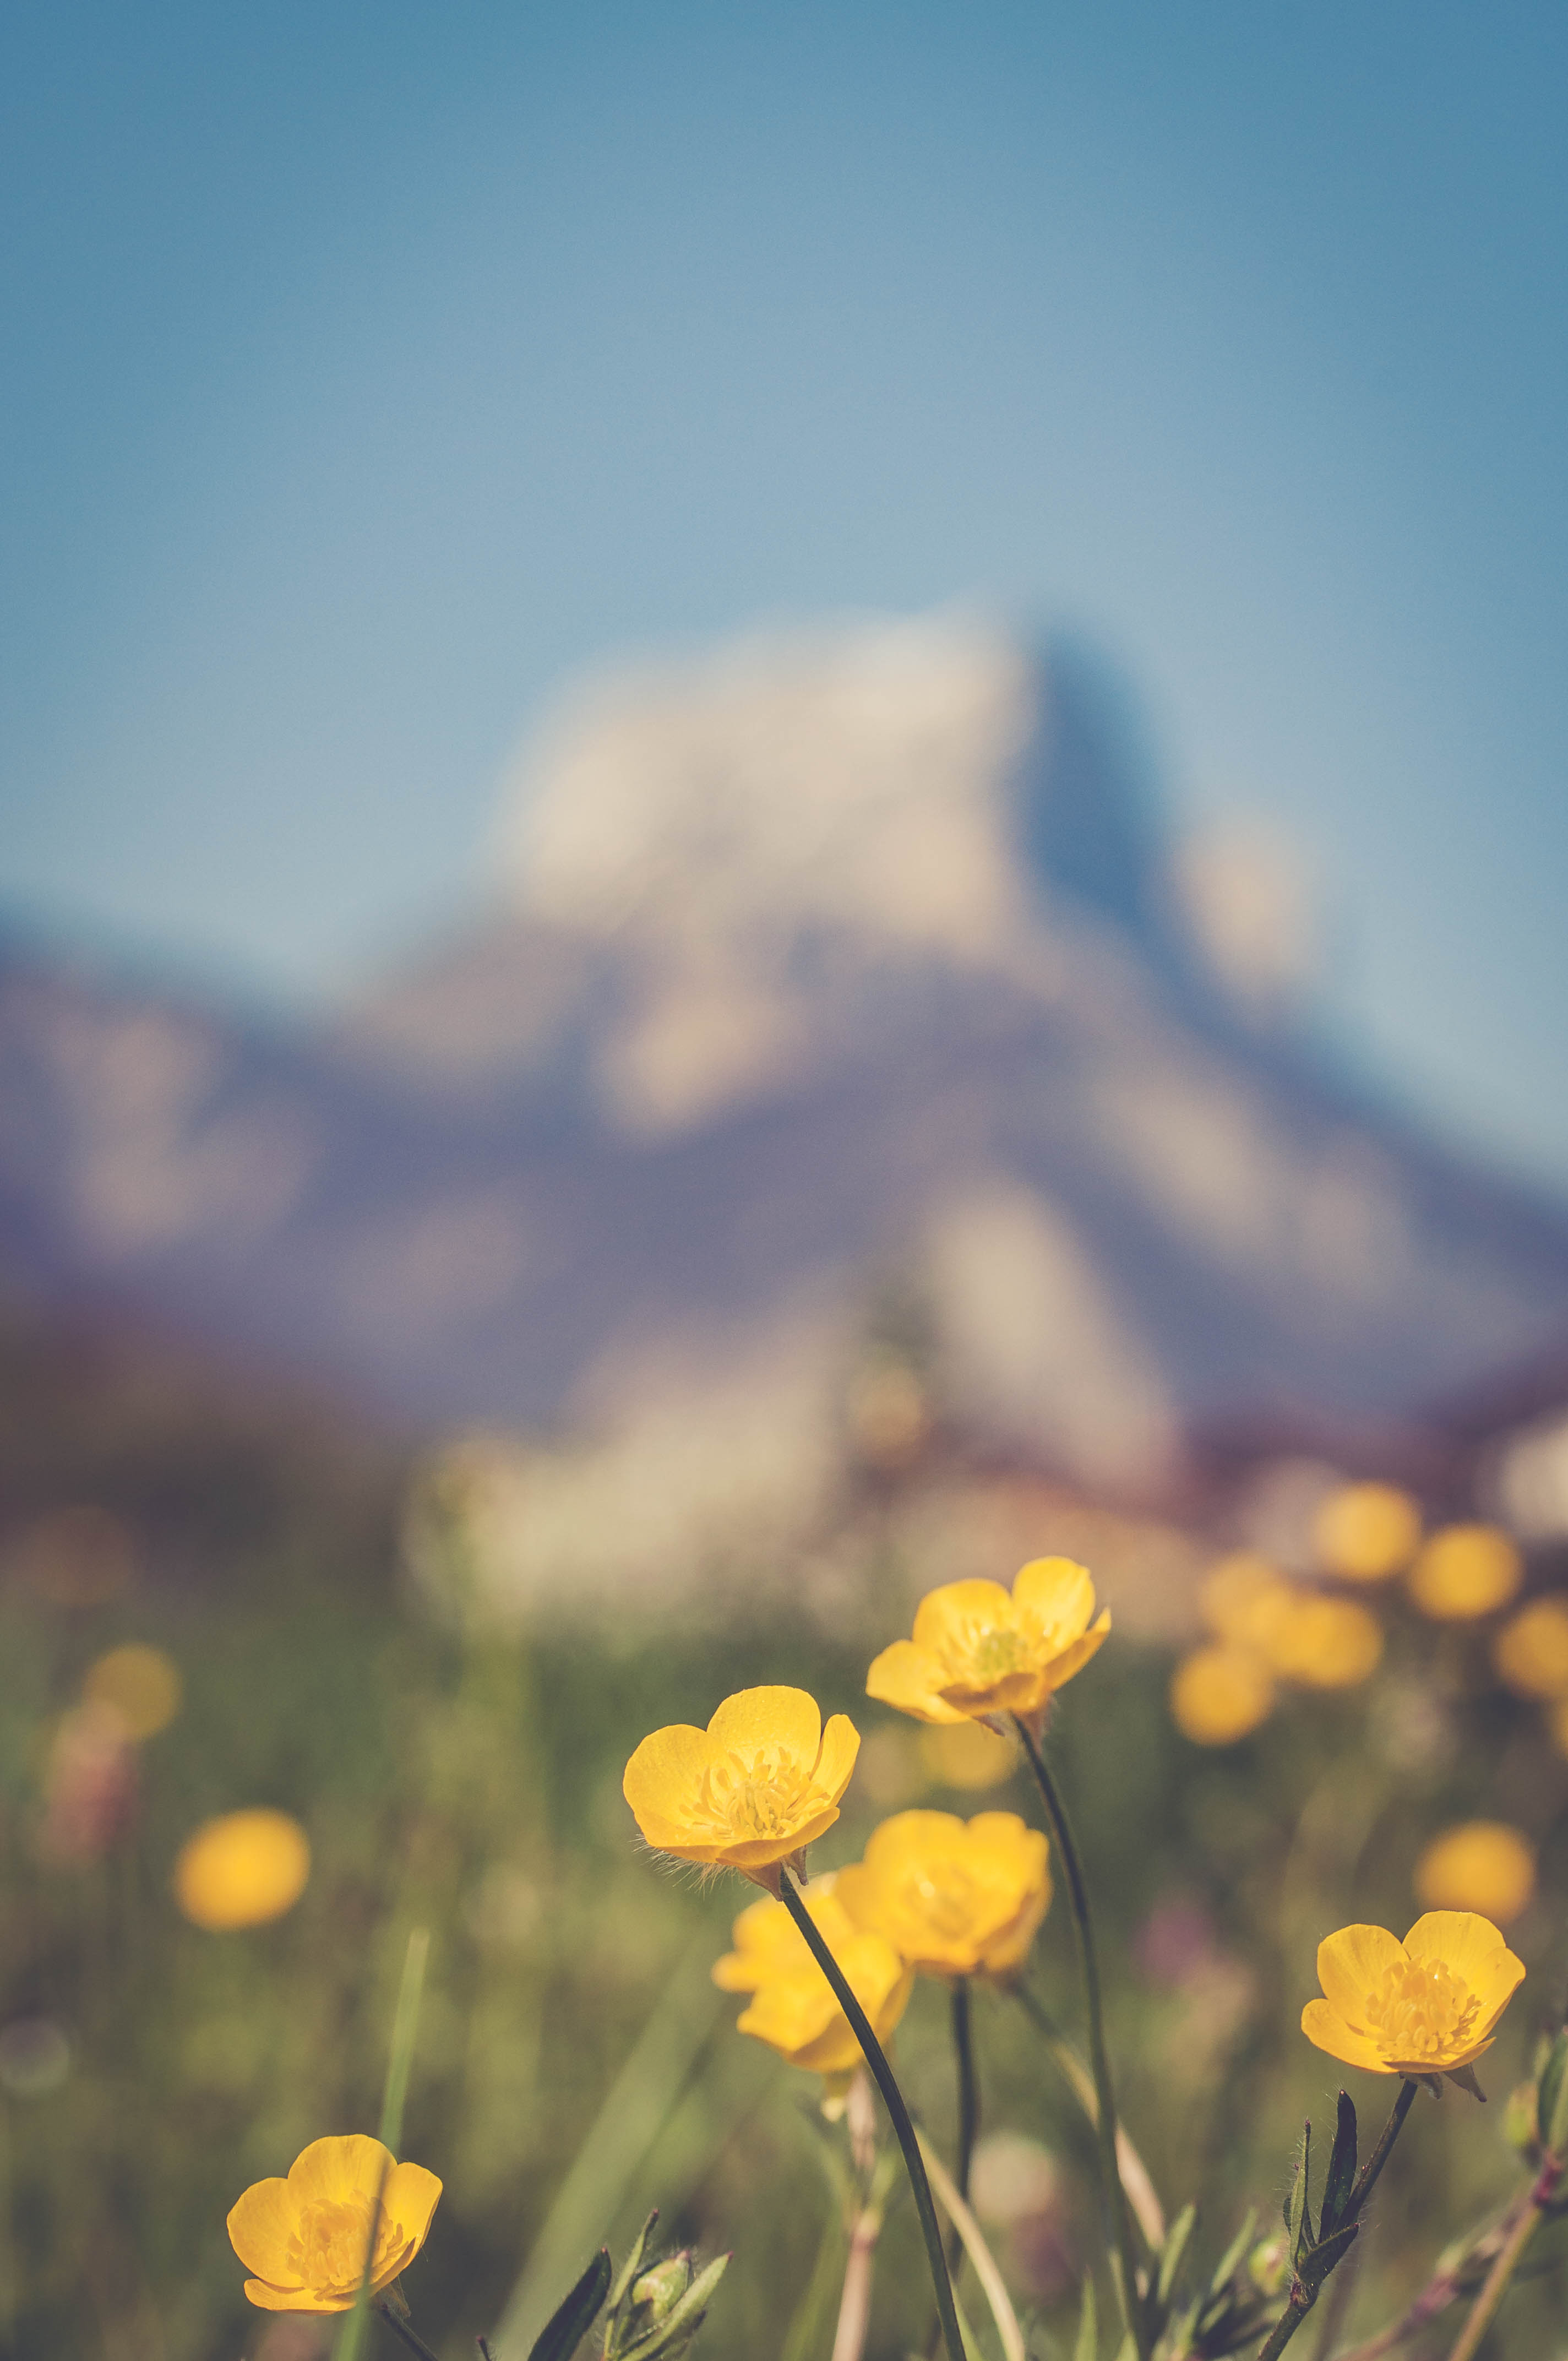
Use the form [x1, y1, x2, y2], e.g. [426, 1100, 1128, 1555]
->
[335, 1927, 432, 2361]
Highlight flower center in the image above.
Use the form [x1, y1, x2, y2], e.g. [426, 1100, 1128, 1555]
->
[697, 1747, 819, 1841]
[1365, 1959, 1480, 2063]
[288, 2195, 388, 2298]
[942, 1623, 1025, 1684]
[909, 1863, 984, 1941]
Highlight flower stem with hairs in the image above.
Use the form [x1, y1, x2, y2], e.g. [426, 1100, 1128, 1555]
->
[1254, 2080, 1419, 2361]
[777, 1869, 965, 2361]
[1010, 1713, 1149, 2361]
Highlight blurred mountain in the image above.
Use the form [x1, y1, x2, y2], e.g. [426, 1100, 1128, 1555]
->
[4, 615, 1568, 1586]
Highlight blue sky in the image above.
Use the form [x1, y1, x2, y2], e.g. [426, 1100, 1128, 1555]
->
[4, 2, 1568, 1185]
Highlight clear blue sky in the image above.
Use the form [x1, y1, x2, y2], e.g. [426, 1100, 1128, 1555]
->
[4, 2, 1567, 1185]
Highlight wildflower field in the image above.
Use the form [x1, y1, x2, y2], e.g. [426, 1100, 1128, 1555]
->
[1, 1455, 1565, 2361]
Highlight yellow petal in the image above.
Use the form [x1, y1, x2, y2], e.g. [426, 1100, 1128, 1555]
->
[912, 1580, 1014, 1654]
[382, 2162, 442, 2256]
[938, 1666, 1045, 1716]
[287, 2135, 393, 2208]
[1316, 1925, 1405, 2030]
[813, 1714, 861, 1804]
[1041, 1609, 1112, 1690]
[227, 2177, 302, 2283]
[245, 2277, 336, 2311]
[622, 1724, 712, 1838]
[1011, 1557, 1097, 1647]
[1401, 1911, 1509, 1982]
[1301, 1998, 1395, 2073]
[865, 1641, 966, 1724]
[707, 1686, 822, 1762]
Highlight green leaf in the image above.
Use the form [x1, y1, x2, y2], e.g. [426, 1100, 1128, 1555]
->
[607, 2214, 661, 2322]
[1539, 2029, 1568, 2160]
[1157, 2201, 1197, 2308]
[613, 2254, 729, 2361]
[1072, 2276, 1097, 2361]
[1320, 2092, 1357, 2234]
[526, 2248, 612, 2361]
[1299, 2220, 1359, 2294]
[1283, 2123, 1313, 2262]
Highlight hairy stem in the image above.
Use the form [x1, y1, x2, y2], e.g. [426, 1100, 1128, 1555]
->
[778, 1869, 965, 2361]
[373, 2304, 442, 2361]
[1011, 1714, 1148, 2361]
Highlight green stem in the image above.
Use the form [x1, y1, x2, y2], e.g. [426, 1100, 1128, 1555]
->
[373, 2304, 442, 2361]
[1012, 1715, 1148, 2361]
[951, 1979, 978, 2207]
[1344, 2079, 1418, 2226]
[1444, 2151, 1562, 2361]
[777, 1869, 965, 2361]
[1254, 2082, 1419, 2361]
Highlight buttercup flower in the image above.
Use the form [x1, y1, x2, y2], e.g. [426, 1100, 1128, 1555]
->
[623, 1687, 858, 1889]
[712, 1872, 861, 1992]
[866, 1559, 1110, 1727]
[918, 1719, 1019, 1791]
[227, 2134, 442, 2311]
[1169, 1645, 1275, 1746]
[82, 1644, 183, 1740]
[1313, 1482, 1422, 1582]
[175, 1808, 311, 1930]
[1302, 1912, 1525, 2079]
[716, 1883, 911, 2080]
[1199, 1554, 1293, 1653]
[1406, 1525, 1522, 1622]
[1414, 1823, 1536, 1925]
[1493, 1597, 1568, 1699]
[1265, 1593, 1383, 1689]
[836, 1809, 1051, 1981]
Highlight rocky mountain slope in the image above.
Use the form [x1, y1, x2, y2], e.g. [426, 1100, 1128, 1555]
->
[4, 615, 1567, 1591]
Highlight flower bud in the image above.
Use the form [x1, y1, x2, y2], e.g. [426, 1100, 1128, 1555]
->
[1248, 2234, 1292, 2299]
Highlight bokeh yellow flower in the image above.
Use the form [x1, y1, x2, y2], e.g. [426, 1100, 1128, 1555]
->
[712, 1872, 860, 1992]
[174, 1809, 311, 1930]
[623, 1687, 858, 1888]
[82, 1644, 183, 1740]
[1314, 1482, 1421, 1582]
[1493, 1596, 1568, 1699]
[1199, 1554, 1293, 1653]
[714, 1875, 912, 2080]
[227, 2134, 442, 2311]
[1414, 1823, 1536, 1925]
[918, 1718, 1019, 1791]
[1302, 1912, 1524, 2077]
[1266, 1593, 1383, 1689]
[865, 1559, 1110, 1727]
[1169, 1645, 1275, 1745]
[1406, 1525, 1522, 1622]
[836, 1809, 1050, 1981]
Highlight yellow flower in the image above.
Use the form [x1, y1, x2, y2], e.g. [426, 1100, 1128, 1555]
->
[1169, 1645, 1275, 1745]
[836, 1809, 1051, 1982]
[1199, 1554, 1293, 1653]
[918, 1719, 1019, 1791]
[623, 1687, 859, 1888]
[174, 1809, 311, 1930]
[1406, 1525, 1522, 1622]
[719, 1886, 912, 2080]
[1493, 1597, 1568, 1699]
[866, 1559, 1110, 1727]
[81, 1644, 183, 1740]
[1265, 1593, 1383, 1689]
[712, 1872, 861, 1991]
[1313, 1482, 1422, 1582]
[227, 2134, 442, 2311]
[1414, 1823, 1536, 1926]
[1302, 1912, 1524, 2078]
